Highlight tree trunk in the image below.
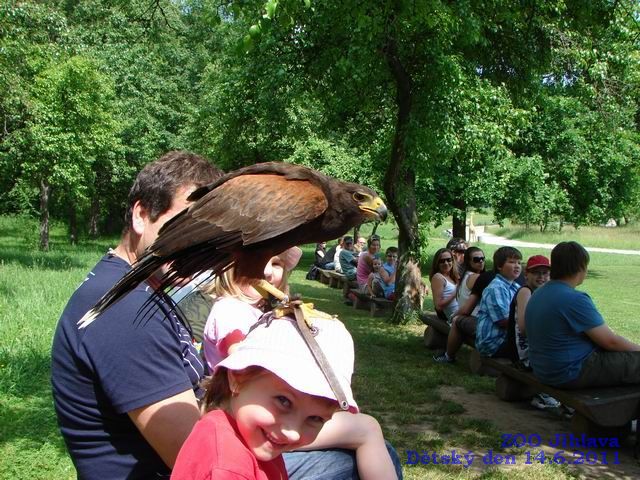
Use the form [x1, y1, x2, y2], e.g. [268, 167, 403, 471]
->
[69, 203, 78, 245]
[39, 179, 50, 251]
[89, 196, 100, 238]
[451, 199, 467, 240]
[352, 225, 360, 241]
[382, 32, 419, 324]
[371, 222, 379, 236]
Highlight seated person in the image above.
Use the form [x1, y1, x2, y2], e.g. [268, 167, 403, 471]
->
[475, 246, 523, 358]
[526, 241, 640, 388]
[446, 237, 468, 277]
[429, 248, 459, 322]
[366, 248, 397, 300]
[506, 255, 559, 410]
[433, 252, 497, 364]
[314, 241, 332, 268]
[355, 236, 367, 255]
[339, 236, 359, 281]
[356, 235, 381, 287]
[334, 237, 347, 273]
[174, 315, 385, 479]
[323, 242, 338, 270]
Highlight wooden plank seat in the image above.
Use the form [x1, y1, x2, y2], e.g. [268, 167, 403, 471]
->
[349, 289, 393, 317]
[479, 354, 640, 450]
[316, 268, 333, 285]
[326, 270, 347, 289]
[419, 312, 476, 351]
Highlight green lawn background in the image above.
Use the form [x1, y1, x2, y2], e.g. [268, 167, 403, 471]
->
[1, 215, 638, 479]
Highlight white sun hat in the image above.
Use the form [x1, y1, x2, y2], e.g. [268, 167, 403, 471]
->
[216, 314, 358, 413]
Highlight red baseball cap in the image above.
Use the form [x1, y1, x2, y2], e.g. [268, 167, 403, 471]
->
[526, 255, 550, 271]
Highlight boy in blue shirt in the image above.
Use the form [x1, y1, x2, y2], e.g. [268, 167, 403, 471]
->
[526, 241, 640, 388]
[475, 246, 523, 357]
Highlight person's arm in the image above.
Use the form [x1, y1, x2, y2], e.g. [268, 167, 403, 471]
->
[585, 324, 640, 352]
[453, 293, 479, 318]
[466, 272, 479, 290]
[485, 287, 509, 328]
[298, 412, 398, 480]
[515, 288, 532, 335]
[430, 274, 457, 311]
[379, 265, 395, 284]
[128, 390, 201, 469]
[366, 273, 376, 297]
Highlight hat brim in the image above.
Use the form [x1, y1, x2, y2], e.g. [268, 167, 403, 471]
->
[217, 345, 358, 413]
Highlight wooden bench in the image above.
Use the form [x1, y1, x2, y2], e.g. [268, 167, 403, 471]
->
[317, 268, 333, 285]
[349, 289, 393, 317]
[326, 270, 347, 289]
[479, 354, 640, 451]
[420, 312, 476, 352]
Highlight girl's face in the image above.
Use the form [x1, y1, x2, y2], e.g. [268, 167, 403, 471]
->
[240, 256, 286, 300]
[469, 250, 485, 273]
[369, 240, 381, 254]
[438, 251, 454, 275]
[228, 370, 336, 461]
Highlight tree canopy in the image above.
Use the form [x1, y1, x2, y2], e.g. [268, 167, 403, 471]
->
[1, 0, 638, 258]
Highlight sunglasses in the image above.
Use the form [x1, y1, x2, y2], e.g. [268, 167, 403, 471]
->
[439, 257, 453, 264]
[472, 256, 485, 263]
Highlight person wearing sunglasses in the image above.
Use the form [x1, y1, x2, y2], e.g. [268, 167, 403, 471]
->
[456, 247, 486, 312]
[446, 237, 468, 276]
[429, 248, 460, 323]
[505, 255, 561, 410]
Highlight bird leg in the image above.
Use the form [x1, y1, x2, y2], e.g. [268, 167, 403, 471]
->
[251, 279, 334, 329]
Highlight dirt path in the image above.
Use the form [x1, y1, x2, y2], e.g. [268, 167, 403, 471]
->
[439, 385, 640, 479]
[478, 232, 640, 256]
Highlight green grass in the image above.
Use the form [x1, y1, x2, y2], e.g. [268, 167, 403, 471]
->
[1, 214, 639, 479]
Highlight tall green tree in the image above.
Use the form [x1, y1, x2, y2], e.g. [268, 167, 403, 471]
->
[5, 56, 120, 249]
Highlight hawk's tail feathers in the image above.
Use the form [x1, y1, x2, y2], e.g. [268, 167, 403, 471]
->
[77, 254, 164, 329]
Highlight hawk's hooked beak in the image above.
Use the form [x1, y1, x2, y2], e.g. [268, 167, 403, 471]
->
[359, 197, 388, 222]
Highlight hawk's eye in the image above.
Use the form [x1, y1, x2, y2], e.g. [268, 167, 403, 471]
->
[353, 192, 367, 202]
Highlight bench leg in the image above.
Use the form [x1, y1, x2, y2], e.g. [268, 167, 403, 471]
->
[423, 327, 447, 350]
[571, 413, 631, 441]
[468, 350, 500, 377]
[495, 375, 536, 402]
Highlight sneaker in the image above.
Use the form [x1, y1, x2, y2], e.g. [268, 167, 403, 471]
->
[433, 352, 455, 364]
[531, 393, 561, 410]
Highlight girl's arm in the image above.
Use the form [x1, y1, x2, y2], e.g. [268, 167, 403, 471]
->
[378, 265, 395, 284]
[515, 287, 532, 335]
[296, 412, 398, 480]
[466, 272, 479, 290]
[431, 274, 456, 310]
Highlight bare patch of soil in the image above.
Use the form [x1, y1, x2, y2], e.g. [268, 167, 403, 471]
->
[439, 385, 640, 479]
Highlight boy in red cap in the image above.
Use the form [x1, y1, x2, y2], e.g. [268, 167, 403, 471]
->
[506, 255, 560, 409]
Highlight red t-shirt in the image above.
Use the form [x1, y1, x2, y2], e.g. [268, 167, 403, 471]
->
[171, 410, 288, 480]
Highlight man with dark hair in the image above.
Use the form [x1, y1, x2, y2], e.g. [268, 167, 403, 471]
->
[51, 151, 224, 479]
[475, 246, 523, 358]
[526, 241, 640, 388]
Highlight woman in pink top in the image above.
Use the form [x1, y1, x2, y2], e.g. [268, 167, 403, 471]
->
[356, 235, 381, 287]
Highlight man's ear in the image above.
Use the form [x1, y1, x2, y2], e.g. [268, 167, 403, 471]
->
[131, 200, 148, 235]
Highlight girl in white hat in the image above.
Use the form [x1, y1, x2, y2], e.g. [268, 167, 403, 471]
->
[199, 247, 399, 480]
[172, 315, 357, 479]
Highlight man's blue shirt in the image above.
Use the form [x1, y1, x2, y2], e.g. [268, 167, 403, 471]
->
[525, 280, 603, 386]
